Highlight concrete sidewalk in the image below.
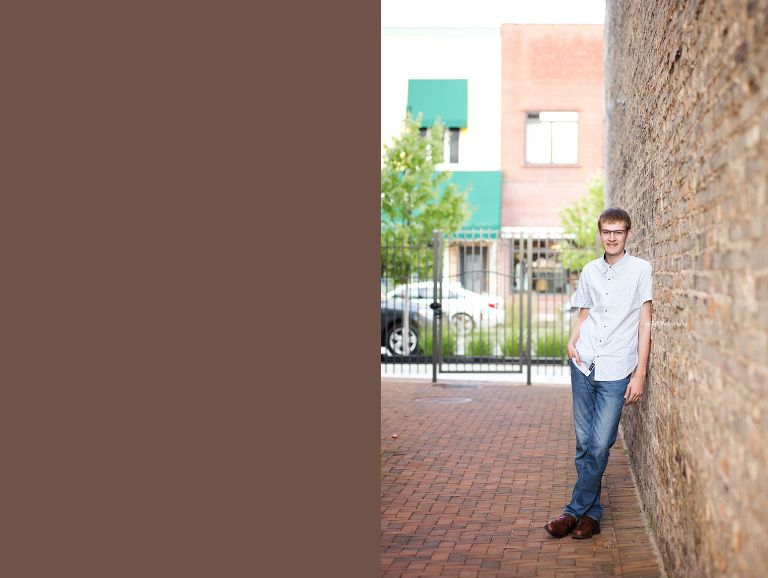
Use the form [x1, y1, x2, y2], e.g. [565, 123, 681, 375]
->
[381, 378, 664, 577]
[381, 363, 573, 386]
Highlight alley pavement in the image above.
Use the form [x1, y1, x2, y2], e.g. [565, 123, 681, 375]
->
[381, 378, 664, 577]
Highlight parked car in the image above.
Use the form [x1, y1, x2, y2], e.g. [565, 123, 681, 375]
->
[386, 281, 505, 333]
[381, 293, 433, 355]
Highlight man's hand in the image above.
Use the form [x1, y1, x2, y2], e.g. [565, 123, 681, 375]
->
[624, 374, 645, 405]
[627, 301, 651, 406]
[567, 342, 581, 366]
[566, 309, 589, 366]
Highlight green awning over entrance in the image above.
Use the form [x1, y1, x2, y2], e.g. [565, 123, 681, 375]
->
[407, 79, 468, 128]
[447, 171, 501, 229]
[380, 170, 501, 232]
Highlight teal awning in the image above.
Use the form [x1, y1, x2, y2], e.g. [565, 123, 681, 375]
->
[446, 171, 502, 230]
[381, 170, 501, 233]
[407, 79, 468, 128]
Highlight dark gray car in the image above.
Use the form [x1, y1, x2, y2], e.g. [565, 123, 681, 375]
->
[380, 295, 432, 355]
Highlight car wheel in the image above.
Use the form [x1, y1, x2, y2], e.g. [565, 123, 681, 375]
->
[451, 313, 475, 334]
[386, 324, 419, 355]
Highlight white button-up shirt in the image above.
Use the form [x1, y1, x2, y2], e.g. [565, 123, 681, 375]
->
[570, 249, 652, 381]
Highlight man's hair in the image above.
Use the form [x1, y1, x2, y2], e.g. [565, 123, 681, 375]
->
[598, 207, 631, 231]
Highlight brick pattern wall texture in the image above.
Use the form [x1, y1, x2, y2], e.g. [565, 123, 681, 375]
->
[604, 1, 768, 576]
[501, 24, 605, 228]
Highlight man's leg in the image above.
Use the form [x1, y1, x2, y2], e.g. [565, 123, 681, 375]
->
[564, 373, 631, 521]
[569, 360, 596, 482]
[545, 360, 597, 538]
[558, 359, 596, 522]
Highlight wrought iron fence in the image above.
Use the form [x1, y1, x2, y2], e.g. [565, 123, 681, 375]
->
[381, 229, 601, 383]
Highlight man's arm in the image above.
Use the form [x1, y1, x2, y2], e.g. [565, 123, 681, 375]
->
[625, 301, 652, 405]
[566, 308, 590, 366]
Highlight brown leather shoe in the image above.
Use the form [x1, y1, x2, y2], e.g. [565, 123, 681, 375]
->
[544, 513, 579, 538]
[571, 515, 600, 539]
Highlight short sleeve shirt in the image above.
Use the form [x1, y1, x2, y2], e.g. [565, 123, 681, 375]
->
[570, 249, 652, 380]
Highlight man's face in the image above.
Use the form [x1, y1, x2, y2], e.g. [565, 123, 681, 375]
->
[599, 220, 631, 257]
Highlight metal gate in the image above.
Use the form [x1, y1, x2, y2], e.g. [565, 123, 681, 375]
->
[432, 229, 526, 377]
[381, 228, 600, 384]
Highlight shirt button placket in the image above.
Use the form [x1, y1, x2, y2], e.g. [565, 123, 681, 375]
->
[605, 279, 609, 338]
[599, 276, 608, 367]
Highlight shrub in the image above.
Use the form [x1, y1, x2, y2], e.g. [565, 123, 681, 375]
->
[463, 329, 497, 357]
[534, 325, 569, 362]
[422, 324, 457, 357]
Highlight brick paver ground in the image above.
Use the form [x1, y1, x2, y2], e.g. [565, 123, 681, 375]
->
[381, 378, 664, 577]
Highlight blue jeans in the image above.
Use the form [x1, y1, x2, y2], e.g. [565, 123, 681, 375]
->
[563, 359, 631, 522]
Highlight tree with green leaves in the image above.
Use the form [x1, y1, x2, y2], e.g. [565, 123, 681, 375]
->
[381, 112, 474, 354]
[381, 112, 474, 276]
[558, 175, 605, 274]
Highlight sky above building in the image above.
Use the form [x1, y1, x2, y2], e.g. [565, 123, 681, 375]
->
[381, 0, 606, 28]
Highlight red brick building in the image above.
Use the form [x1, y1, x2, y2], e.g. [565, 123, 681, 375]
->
[501, 24, 604, 230]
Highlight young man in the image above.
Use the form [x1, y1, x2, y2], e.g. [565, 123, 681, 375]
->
[545, 207, 652, 540]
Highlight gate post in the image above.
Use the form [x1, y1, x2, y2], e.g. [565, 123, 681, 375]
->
[526, 232, 533, 385]
[431, 230, 442, 383]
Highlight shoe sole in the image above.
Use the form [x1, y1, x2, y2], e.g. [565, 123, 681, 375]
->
[571, 527, 600, 539]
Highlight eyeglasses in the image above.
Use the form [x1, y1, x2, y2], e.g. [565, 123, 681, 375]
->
[599, 229, 628, 238]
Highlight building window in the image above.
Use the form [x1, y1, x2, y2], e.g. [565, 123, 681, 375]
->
[447, 128, 459, 163]
[419, 127, 460, 163]
[525, 111, 578, 164]
[459, 245, 487, 293]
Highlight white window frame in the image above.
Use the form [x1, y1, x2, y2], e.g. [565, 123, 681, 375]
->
[525, 111, 579, 165]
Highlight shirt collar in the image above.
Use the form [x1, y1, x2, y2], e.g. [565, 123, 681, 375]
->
[599, 249, 630, 274]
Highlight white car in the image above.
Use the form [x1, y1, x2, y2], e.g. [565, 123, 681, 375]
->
[386, 281, 506, 332]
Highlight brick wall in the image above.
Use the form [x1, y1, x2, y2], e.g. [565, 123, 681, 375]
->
[502, 180, 588, 227]
[605, 1, 768, 576]
[501, 24, 604, 227]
